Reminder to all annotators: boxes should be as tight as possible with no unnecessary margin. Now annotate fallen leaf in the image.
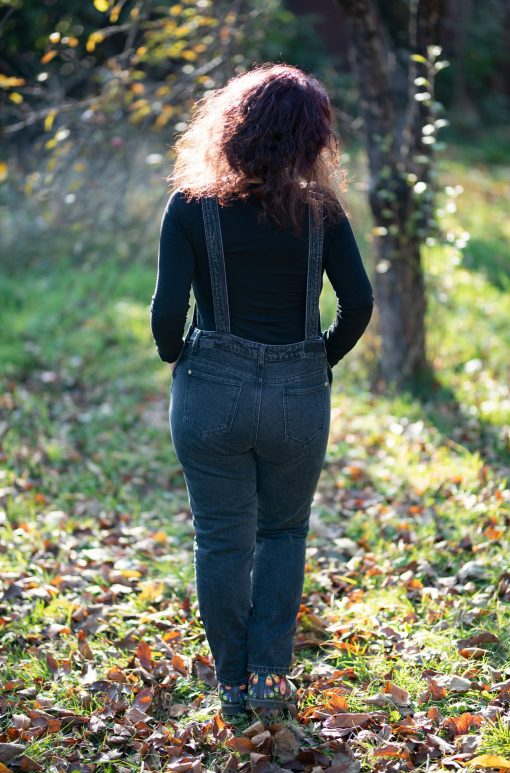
[457,632,499,649]
[273,727,299,762]
[131,686,153,714]
[250,730,272,754]
[243,720,266,738]
[435,675,472,693]
[106,666,129,683]
[459,647,486,659]
[466,754,510,770]
[442,712,483,736]
[225,737,255,753]
[323,712,376,729]
[172,653,188,676]
[136,640,154,671]
[374,744,411,759]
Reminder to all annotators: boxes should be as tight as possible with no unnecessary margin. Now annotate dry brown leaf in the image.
[458,632,499,648]
[447,675,473,692]
[1,680,24,692]
[323,690,349,712]
[172,653,188,676]
[384,681,411,706]
[131,686,153,713]
[323,713,373,728]
[466,754,510,770]
[221,753,238,772]
[163,630,181,642]
[0,745,30,766]
[327,744,360,773]
[225,737,255,753]
[427,706,440,721]
[426,733,454,753]
[251,730,272,748]
[363,693,393,708]
[459,647,486,659]
[46,654,59,673]
[442,712,483,736]
[242,719,266,738]
[374,744,411,759]
[273,727,299,762]
[136,640,154,671]
[420,677,448,702]
[392,716,418,735]
[169,703,190,717]
[249,753,273,773]
[77,630,94,661]
[107,666,129,683]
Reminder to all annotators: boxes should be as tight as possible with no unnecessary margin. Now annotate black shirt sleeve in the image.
[150,191,195,363]
[321,211,374,368]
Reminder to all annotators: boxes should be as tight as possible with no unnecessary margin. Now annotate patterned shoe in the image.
[218,680,248,716]
[245,672,297,715]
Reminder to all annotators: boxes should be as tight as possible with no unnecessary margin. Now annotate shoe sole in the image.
[245,698,297,716]
[220,703,248,716]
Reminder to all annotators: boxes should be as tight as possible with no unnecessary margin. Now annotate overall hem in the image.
[247,664,292,676]
[216,674,249,686]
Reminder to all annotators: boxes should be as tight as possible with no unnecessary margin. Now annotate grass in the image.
[0,140,509,770]
[478,714,510,758]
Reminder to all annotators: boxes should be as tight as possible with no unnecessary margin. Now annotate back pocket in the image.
[183,368,242,436]
[283,379,329,446]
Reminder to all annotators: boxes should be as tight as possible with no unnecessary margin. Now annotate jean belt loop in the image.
[183,323,193,347]
[191,328,201,354]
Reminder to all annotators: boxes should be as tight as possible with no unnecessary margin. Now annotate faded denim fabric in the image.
[169,194,331,684]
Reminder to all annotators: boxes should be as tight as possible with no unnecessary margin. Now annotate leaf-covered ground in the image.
[1,147,509,772]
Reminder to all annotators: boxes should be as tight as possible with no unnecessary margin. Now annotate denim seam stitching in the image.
[251,372,263,447]
[188,330,327,355]
[184,352,327,384]
[184,370,243,388]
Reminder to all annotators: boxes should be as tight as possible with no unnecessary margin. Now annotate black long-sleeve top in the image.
[150,187,374,368]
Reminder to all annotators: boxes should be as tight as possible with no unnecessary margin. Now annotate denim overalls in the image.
[169,193,332,685]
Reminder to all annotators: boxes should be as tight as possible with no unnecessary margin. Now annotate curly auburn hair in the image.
[167,62,347,236]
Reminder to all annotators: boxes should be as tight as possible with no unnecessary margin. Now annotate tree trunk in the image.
[375,234,428,383]
[336,0,442,389]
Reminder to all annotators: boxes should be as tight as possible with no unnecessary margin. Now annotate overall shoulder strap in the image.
[304,193,325,341]
[201,196,231,333]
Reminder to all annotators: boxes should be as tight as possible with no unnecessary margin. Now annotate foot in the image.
[218,680,248,716]
[245,672,297,715]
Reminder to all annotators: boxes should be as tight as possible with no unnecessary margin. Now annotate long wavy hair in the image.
[167,62,347,236]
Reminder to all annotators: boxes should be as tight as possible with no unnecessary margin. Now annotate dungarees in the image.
[169,193,332,685]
